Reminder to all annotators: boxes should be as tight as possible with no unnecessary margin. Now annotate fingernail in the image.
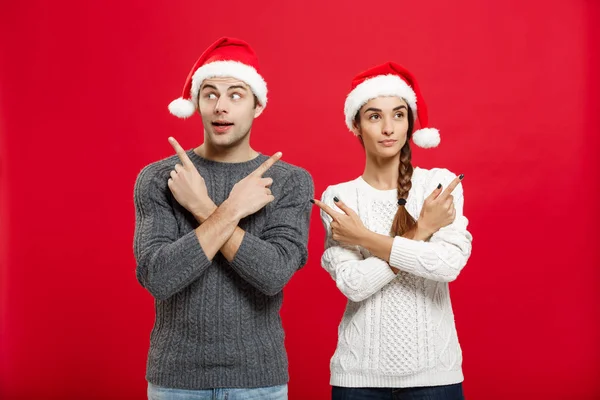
[333,197,339,202]
[309,199,315,204]
[437,183,442,189]
[459,174,464,180]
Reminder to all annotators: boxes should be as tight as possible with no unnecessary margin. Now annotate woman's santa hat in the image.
[168,37,268,118]
[344,62,440,148]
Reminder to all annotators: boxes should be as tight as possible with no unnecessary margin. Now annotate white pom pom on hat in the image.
[168,97,196,119]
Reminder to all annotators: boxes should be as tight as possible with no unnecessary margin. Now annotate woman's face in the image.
[354,96,410,159]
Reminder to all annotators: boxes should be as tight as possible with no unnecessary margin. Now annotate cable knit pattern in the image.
[133,150,313,389]
[320,167,472,388]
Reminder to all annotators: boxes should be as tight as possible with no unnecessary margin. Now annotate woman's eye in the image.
[231,93,241,100]
[207,93,217,99]
[395,112,405,118]
[369,114,380,120]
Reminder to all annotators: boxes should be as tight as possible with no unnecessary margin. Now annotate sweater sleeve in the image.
[388,169,473,282]
[133,165,212,300]
[229,168,314,296]
[320,187,397,302]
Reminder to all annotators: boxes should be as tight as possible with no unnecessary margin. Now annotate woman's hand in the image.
[414,174,463,240]
[314,197,368,247]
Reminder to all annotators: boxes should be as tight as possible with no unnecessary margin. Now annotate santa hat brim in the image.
[343,74,441,149]
[169,61,268,118]
[344,75,417,132]
[192,61,267,107]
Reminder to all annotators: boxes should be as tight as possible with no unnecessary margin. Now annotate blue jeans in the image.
[332,384,464,400]
[147,383,288,400]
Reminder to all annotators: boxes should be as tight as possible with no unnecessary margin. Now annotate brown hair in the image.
[354,104,416,237]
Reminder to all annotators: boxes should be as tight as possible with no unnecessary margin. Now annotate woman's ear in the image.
[352,120,361,137]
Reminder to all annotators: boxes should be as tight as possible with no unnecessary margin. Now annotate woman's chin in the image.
[373,146,401,159]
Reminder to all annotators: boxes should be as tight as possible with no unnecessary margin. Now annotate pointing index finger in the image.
[313,199,343,220]
[168,137,193,168]
[251,152,282,177]
[332,198,355,217]
[439,175,463,199]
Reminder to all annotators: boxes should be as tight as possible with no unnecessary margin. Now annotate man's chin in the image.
[206,128,230,139]
[206,132,241,148]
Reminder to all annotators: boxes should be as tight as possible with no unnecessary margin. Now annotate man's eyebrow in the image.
[227,85,249,91]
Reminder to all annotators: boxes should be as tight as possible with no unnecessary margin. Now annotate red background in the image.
[1,1,599,399]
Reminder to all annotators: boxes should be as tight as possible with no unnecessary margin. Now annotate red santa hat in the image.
[168,37,268,119]
[344,62,440,148]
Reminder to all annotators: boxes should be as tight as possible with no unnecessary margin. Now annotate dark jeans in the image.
[332,383,464,400]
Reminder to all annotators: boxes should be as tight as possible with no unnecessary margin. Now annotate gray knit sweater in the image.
[133,150,314,390]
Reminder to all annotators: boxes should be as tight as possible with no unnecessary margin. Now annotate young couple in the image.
[133,37,473,400]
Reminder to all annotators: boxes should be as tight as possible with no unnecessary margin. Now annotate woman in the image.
[313,62,473,400]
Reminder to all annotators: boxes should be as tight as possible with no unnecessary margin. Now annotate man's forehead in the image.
[202,77,249,88]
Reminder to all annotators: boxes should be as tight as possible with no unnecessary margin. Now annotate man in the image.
[133,37,314,400]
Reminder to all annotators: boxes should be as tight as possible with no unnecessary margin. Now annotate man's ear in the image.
[254,103,264,118]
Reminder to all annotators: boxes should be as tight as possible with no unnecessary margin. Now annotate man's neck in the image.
[194,142,259,163]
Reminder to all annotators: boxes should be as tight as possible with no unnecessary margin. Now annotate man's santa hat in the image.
[168,37,268,118]
[344,62,440,148]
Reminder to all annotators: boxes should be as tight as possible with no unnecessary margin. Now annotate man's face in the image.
[197,77,263,148]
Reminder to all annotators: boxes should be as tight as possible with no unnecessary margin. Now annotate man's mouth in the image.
[212,121,234,127]
[211,120,234,134]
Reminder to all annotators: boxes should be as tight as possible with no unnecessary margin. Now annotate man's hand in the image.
[225,152,282,219]
[167,137,216,222]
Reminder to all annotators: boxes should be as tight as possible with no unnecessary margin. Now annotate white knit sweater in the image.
[320,167,473,388]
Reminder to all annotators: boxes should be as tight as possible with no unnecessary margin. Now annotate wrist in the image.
[362,229,395,264]
[220,198,245,221]
[191,203,217,223]
[413,221,434,241]
[361,229,378,253]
